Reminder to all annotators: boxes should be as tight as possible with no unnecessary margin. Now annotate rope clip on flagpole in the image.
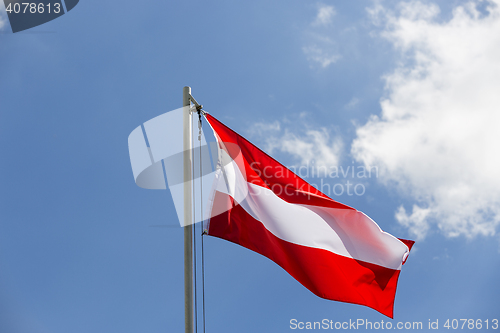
[188,93,203,113]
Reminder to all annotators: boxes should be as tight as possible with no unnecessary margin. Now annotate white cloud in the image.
[313,5,336,27]
[352,0,500,240]
[302,44,341,68]
[249,120,342,174]
[303,4,341,68]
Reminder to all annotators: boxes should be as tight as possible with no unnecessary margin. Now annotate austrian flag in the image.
[203,114,414,318]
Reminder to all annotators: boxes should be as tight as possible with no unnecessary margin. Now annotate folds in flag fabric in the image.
[128,108,414,318]
[203,114,414,318]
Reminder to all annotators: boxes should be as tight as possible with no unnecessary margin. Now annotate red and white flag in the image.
[203,114,414,318]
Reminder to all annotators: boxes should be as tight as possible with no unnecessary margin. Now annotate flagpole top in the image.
[183,86,203,113]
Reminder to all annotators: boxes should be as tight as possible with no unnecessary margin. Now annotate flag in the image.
[203,114,414,318]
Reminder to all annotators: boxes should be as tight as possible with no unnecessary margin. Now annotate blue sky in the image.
[1,0,499,332]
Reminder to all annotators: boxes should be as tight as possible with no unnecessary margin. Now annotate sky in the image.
[1,0,499,332]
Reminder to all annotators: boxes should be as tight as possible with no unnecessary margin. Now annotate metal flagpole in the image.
[183,86,194,333]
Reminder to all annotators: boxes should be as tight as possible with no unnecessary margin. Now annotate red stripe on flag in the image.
[205,114,354,210]
[208,191,402,318]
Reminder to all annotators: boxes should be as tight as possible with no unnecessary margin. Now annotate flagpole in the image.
[183,86,194,333]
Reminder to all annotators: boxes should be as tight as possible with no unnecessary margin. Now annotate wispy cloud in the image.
[312,5,336,27]
[353,0,500,240]
[302,44,341,68]
[248,118,343,174]
[303,4,341,68]
[345,97,360,109]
